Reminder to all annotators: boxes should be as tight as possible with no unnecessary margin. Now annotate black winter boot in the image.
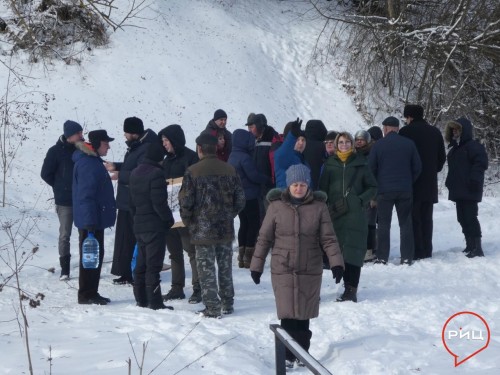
[336,285,358,303]
[462,236,475,254]
[466,237,484,258]
[59,255,71,281]
[147,285,174,310]
[133,284,148,307]
[243,247,254,269]
[237,246,245,268]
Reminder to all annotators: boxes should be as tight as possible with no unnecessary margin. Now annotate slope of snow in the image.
[1,1,499,374]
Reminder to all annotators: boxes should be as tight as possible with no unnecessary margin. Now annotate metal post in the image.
[275,331,286,375]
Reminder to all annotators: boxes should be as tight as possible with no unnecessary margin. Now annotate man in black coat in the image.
[399,104,446,260]
[303,120,327,190]
[445,117,488,258]
[158,124,201,303]
[129,142,175,310]
[41,120,83,280]
[246,113,278,217]
[205,109,232,162]
[369,116,422,265]
[105,117,158,284]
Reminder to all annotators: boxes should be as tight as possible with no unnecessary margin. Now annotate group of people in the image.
[41,105,489,369]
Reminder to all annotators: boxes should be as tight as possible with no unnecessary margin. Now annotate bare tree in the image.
[309,0,499,158]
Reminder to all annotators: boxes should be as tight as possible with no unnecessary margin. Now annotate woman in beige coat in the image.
[250,164,345,368]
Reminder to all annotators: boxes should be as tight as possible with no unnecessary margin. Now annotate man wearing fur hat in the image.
[399,104,446,260]
[41,120,84,280]
[179,131,245,318]
[105,117,158,285]
[73,130,116,305]
[444,117,488,258]
[205,109,232,162]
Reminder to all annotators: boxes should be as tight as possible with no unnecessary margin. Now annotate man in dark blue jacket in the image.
[399,105,446,260]
[369,117,422,264]
[73,130,117,305]
[445,117,488,258]
[41,120,83,280]
[105,117,157,285]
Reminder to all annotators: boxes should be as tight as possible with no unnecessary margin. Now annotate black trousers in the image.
[343,262,361,288]
[165,227,199,291]
[134,232,166,288]
[237,199,261,247]
[377,192,414,262]
[78,229,105,300]
[111,210,136,279]
[281,319,311,361]
[456,201,481,238]
[412,201,434,259]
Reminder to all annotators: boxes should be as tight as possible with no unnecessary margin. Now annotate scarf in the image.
[336,149,353,163]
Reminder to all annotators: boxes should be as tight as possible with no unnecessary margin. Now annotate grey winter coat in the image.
[250,189,344,320]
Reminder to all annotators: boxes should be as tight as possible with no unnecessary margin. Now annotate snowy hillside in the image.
[1,1,499,374]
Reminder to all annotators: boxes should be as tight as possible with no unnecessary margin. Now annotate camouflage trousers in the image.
[195,242,234,312]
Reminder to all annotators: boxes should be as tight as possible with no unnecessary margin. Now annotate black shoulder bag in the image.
[329,167,359,220]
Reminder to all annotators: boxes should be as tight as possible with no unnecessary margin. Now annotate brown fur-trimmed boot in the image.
[243,247,254,269]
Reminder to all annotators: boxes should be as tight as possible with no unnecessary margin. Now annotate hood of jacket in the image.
[57,135,77,150]
[305,120,327,142]
[232,128,255,153]
[126,128,158,150]
[445,117,473,144]
[158,124,186,155]
[72,141,98,162]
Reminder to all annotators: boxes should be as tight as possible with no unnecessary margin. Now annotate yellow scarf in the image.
[336,149,353,163]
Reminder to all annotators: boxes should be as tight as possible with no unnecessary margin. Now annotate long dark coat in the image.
[250,189,344,320]
[444,118,488,202]
[319,152,377,267]
[399,119,446,203]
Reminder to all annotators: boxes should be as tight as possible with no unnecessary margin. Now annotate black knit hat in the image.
[145,142,165,162]
[213,109,227,121]
[382,116,400,127]
[403,105,424,120]
[367,126,383,141]
[88,130,114,151]
[325,131,338,141]
[195,131,218,146]
[123,117,144,134]
[63,120,83,138]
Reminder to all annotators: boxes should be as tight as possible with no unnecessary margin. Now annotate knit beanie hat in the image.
[403,105,424,120]
[325,130,338,142]
[286,164,311,187]
[354,130,371,143]
[367,126,383,141]
[213,109,227,121]
[63,120,83,138]
[382,116,400,127]
[145,142,165,162]
[123,117,144,134]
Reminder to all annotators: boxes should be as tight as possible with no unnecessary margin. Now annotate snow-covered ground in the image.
[1,1,499,374]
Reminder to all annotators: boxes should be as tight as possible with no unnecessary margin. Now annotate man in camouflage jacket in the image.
[179,131,245,318]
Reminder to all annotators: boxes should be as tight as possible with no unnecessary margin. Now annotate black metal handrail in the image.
[269,324,333,375]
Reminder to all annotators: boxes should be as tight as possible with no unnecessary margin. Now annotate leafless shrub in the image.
[309,0,499,158]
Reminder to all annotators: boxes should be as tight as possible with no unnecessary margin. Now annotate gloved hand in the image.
[290,118,303,138]
[251,271,262,285]
[331,266,344,284]
[468,180,481,192]
[85,226,95,234]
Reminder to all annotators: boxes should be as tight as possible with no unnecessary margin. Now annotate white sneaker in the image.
[285,359,295,369]
[59,274,69,281]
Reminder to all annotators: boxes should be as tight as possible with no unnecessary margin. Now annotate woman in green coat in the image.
[319,131,377,302]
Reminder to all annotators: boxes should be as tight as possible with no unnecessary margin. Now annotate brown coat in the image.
[250,188,344,320]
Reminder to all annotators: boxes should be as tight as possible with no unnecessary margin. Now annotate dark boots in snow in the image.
[59,255,71,280]
[337,285,358,303]
[147,285,174,310]
[466,237,484,258]
[462,236,475,254]
[237,246,245,268]
[133,285,148,308]
[243,247,254,269]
